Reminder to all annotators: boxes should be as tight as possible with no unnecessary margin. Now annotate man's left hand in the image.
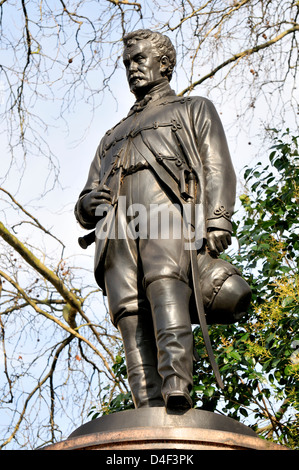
[207,229,232,255]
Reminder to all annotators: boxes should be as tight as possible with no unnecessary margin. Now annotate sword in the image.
[187,172,224,390]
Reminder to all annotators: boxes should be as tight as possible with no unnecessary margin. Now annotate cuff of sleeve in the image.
[206,217,232,233]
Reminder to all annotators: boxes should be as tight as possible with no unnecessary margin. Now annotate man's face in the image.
[123,40,163,98]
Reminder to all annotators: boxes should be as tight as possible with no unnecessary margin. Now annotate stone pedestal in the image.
[42,408,288,451]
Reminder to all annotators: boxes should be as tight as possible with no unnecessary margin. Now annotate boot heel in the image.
[165,391,193,411]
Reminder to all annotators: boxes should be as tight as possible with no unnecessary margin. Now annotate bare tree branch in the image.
[0,333,74,449]
[0,268,117,379]
[178,24,299,96]
[0,221,81,311]
[0,187,65,250]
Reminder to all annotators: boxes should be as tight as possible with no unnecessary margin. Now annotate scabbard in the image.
[78,230,95,249]
[187,173,224,390]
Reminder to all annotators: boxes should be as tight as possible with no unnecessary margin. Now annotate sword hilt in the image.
[187,172,196,199]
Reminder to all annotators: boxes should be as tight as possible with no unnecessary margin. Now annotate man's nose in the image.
[128,61,138,73]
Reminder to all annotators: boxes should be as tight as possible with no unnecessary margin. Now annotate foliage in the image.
[97,351,135,416]
[192,129,299,449]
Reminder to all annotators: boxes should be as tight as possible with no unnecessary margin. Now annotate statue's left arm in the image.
[191,97,236,254]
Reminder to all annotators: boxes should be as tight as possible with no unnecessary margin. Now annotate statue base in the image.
[42,407,287,451]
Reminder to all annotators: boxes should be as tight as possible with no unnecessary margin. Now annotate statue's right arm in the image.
[74,141,112,229]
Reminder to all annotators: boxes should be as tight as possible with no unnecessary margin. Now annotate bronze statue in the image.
[75,30,251,411]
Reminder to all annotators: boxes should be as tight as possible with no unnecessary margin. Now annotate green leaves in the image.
[193,130,299,448]
[112,354,128,378]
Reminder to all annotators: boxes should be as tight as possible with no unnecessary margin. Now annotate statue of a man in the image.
[75,30,251,411]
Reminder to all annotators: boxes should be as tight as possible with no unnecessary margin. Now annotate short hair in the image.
[123,29,176,82]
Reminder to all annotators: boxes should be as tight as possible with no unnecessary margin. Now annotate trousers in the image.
[103,169,194,409]
[103,168,191,325]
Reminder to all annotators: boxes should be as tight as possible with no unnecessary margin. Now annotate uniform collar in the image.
[128,80,176,115]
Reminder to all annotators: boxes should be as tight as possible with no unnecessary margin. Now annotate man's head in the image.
[123,29,176,98]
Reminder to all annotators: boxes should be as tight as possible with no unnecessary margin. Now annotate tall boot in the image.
[117,314,164,408]
[146,278,194,410]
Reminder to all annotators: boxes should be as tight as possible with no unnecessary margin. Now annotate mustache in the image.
[129,74,144,82]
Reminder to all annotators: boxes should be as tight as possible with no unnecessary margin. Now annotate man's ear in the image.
[160,55,170,75]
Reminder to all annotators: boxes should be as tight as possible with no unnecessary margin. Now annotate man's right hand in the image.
[80,185,112,218]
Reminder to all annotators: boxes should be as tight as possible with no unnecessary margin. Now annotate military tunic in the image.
[75,82,236,325]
